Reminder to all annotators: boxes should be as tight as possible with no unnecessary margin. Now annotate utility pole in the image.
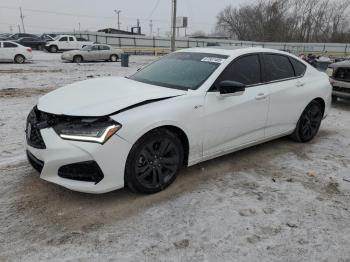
[20,7,25,33]
[78,22,81,32]
[18,25,21,33]
[114,10,121,30]
[171,0,177,52]
[157,28,160,37]
[149,20,153,36]
[9,25,13,33]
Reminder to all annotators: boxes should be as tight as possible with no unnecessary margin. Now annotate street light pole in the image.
[114,10,121,30]
[20,7,25,33]
[171,0,177,52]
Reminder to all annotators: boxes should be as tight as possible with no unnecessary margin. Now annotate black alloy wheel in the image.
[291,101,323,142]
[125,129,184,194]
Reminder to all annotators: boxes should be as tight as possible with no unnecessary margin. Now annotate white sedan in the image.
[0,41,32,63]
[61,44,124,63]
[25,47,332,194]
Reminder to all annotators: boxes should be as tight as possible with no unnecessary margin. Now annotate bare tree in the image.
[215,0,350,43]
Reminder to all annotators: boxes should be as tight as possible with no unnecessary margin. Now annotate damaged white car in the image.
[25,48,332,194]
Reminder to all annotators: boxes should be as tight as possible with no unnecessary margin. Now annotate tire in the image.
[290,101,323,143]
[14,55,25,64]
[125,129,184,194]
[73,55,83,63]
[110,54,118,62]
[49,45,58,53]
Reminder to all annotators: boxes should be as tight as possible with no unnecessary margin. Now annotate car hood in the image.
[38,77,187,116]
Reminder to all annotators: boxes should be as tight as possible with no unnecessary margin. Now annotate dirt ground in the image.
[0,52,350,262]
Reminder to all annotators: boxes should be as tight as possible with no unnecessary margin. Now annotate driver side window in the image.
[216,54,262,87]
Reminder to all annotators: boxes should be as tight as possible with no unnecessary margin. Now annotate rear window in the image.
[264,54,295,82]
[3,42,17,48]
[290,58,307,76]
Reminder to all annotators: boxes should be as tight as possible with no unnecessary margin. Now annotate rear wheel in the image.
[290,101,323,142]
[110,54,118,62]
[125,129,184,194]
[37,44,43,51]
[73,55,83,63]
[14,55,25,64]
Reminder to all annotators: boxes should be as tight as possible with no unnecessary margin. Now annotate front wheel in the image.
[73,55,83,63]
[49,45,58,53]
[125,129,184,194]
[290,101,323,142]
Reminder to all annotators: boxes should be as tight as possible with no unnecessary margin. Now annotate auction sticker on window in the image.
[201,57,226,64]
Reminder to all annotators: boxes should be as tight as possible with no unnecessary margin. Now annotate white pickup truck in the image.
[45,35,94,53]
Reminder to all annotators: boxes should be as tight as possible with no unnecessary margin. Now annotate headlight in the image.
[326,67,334,77]
[53,117,121,144]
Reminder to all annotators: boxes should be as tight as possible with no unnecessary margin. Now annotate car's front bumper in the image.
[332,79,350,98]
[26,128,132,194]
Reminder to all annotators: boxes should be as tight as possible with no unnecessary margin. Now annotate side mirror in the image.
[217,81,246,96]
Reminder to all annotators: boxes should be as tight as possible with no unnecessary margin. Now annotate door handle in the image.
[296,81,305,87]
[255,93,267,100]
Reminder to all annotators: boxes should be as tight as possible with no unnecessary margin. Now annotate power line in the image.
[146,0,161,20]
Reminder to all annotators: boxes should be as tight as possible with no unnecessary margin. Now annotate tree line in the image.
[215,0,350,43]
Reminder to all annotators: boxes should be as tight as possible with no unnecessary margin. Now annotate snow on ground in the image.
[0,51,350,261]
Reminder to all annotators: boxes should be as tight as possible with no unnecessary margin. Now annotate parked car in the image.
[61,44,124,63]
[14,37,47,50]
[45,35,94,53]
[0,33,12,40]
[0,41,32,63]
[327,60,350,98]
[6,33,38,40]
[25,47,331,194]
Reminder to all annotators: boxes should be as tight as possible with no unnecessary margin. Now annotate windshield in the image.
[129,52,228,90]
[81,45,92,51]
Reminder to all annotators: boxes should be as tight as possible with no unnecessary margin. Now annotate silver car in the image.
[61,44,124,63]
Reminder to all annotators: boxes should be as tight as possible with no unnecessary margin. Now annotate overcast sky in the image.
[0,0,253,35]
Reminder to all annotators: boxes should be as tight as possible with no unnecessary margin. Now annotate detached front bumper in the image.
[26,128,132,194]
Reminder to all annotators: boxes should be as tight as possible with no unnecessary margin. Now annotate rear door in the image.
[3,42,18,60]
[203,54,269,157]
[262,53,308,137]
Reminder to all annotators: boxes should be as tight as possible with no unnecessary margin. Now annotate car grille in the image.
[333,67,350,82]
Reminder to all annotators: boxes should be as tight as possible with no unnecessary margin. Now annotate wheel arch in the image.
[312,97,325,116]
[128,124,190,166]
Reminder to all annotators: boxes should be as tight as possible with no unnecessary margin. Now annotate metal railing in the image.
[58,31,350,56]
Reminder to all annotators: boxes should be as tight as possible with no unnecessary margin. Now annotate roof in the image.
[330,60,350,68]
[177,47,292,57]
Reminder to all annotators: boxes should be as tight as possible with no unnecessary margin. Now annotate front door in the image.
[203,54,269,157]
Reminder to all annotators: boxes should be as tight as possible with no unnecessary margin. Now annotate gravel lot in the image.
[0,51,350,262]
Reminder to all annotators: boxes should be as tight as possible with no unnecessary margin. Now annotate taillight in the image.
[26,48,32,53]
[329,77,335,86]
